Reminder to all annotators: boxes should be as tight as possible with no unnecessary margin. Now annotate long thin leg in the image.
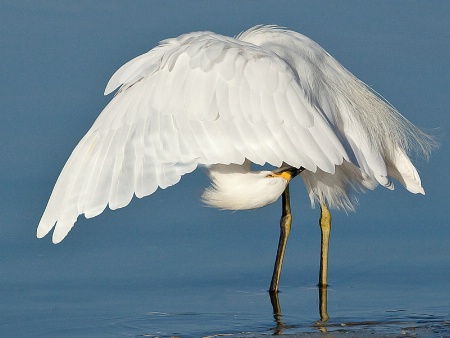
[269,185,292,293]
[318,284,329,323]
[319,203,331,287]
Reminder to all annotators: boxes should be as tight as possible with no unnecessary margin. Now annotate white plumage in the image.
[37,25,433,244]
[201,160,293,210]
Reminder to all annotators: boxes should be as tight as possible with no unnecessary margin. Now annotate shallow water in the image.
[2,263,450,337]
[2,182,449,336]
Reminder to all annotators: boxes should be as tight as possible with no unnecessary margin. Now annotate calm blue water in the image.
[1,1,449,337]
[2,176,449,336]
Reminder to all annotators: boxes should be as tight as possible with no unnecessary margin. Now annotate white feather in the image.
[38,25,435,243]
[202,162,289,210]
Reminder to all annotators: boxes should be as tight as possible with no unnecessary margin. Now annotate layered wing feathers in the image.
[238,25,431,208]
[38,29,349,243]
[39,26,431,243]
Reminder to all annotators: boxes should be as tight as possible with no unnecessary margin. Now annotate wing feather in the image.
[81,129,116,218]
[38,28,352,242]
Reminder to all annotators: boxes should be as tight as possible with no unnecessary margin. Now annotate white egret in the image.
[37,25,434,292]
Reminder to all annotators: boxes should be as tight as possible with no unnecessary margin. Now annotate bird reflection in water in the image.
[269,285,330,334]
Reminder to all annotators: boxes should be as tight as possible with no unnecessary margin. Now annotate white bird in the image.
[37,25,434,292]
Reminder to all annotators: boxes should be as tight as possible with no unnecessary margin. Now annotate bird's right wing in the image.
[38,30,350,243]
[237,25,433,195]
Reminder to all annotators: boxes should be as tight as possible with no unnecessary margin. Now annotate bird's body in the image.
[37,26,433,292]
[202,161,302,210]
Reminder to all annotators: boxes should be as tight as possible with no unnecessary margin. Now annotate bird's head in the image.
[202,165,302,210]
[266,166,303,181]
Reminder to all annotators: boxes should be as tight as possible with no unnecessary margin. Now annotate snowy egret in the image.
[37,25,434,292]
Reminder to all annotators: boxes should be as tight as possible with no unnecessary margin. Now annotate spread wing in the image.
[238,26,430,200]
[37,30,350,243]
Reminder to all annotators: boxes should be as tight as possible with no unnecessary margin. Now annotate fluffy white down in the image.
[202,162,288,210]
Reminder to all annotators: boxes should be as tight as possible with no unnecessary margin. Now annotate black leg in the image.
[269,185,292,293]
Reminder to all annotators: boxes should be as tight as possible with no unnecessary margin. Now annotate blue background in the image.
[1,1,449,336]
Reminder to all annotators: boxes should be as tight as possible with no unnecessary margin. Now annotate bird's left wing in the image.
[38,31,349,243]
